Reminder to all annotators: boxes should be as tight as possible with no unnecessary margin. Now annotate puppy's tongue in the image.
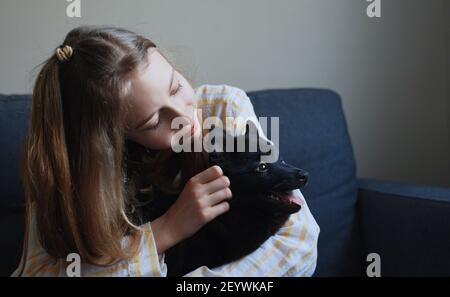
[276,190,304,206]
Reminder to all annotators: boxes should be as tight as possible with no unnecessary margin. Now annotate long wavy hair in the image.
[15,25,209,275]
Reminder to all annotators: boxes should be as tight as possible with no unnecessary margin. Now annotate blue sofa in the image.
[1,88,450,276]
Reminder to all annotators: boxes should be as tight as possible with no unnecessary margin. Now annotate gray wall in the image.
[0,0,449,187]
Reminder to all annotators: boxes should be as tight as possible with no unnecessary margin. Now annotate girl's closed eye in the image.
[145,115,161,131]
[171,79,183,96]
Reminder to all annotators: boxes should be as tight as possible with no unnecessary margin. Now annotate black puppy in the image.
[146,122,308,276]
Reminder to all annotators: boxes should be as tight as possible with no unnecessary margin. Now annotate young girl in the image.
[12,25,320,277]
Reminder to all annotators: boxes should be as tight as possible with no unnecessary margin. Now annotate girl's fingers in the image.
[206,201,230,220]
[207,187,233,206]
[204,175,230,194]
[192,165,223,184]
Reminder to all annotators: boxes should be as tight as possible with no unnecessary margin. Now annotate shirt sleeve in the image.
[124,222,168,277]
[11,203,168,277]
[11,204,67,277]
[184,85,320,276]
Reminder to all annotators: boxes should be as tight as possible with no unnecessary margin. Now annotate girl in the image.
[12,25,320,277]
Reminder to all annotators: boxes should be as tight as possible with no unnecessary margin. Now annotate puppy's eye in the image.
[256,163,269,172]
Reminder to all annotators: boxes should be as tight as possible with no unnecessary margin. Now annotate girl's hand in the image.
[151,165,232,254]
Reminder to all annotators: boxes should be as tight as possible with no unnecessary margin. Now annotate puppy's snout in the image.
[296,170,309,186]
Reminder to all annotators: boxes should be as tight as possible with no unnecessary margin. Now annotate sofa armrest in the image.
[357,178,450,276]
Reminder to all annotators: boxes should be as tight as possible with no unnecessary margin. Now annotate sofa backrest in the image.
[0,94,30,276]
[248,88,364,276]
[0,89,365,276]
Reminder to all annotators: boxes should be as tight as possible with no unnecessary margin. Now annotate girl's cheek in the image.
[155,126,178,150]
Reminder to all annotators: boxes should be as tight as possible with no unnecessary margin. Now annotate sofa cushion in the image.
[358,179,450,276]
[248,88,364,276]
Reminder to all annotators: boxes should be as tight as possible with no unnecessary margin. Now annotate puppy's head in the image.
[207,121,307,214]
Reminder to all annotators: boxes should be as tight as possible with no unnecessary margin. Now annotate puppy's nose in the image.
[296,171,308,185]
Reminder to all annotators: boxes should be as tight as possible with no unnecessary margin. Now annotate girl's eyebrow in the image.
[134,67,174,130]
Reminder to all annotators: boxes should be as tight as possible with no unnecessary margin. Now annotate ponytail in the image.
[16,55,84,275]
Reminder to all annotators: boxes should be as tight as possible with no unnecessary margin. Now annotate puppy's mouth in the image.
[266,190,303,213]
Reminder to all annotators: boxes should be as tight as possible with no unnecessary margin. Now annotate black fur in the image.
[143,122,308,276]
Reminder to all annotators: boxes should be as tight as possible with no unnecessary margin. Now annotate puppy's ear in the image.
[244,120,260,139]
[243,120,260,151]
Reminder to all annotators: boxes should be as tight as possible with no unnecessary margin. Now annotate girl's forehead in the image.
[125,50,171,128]
[137,49,170,86]
[129,50,171,102]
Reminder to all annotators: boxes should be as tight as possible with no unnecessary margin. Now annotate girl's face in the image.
[125,49,201,150]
